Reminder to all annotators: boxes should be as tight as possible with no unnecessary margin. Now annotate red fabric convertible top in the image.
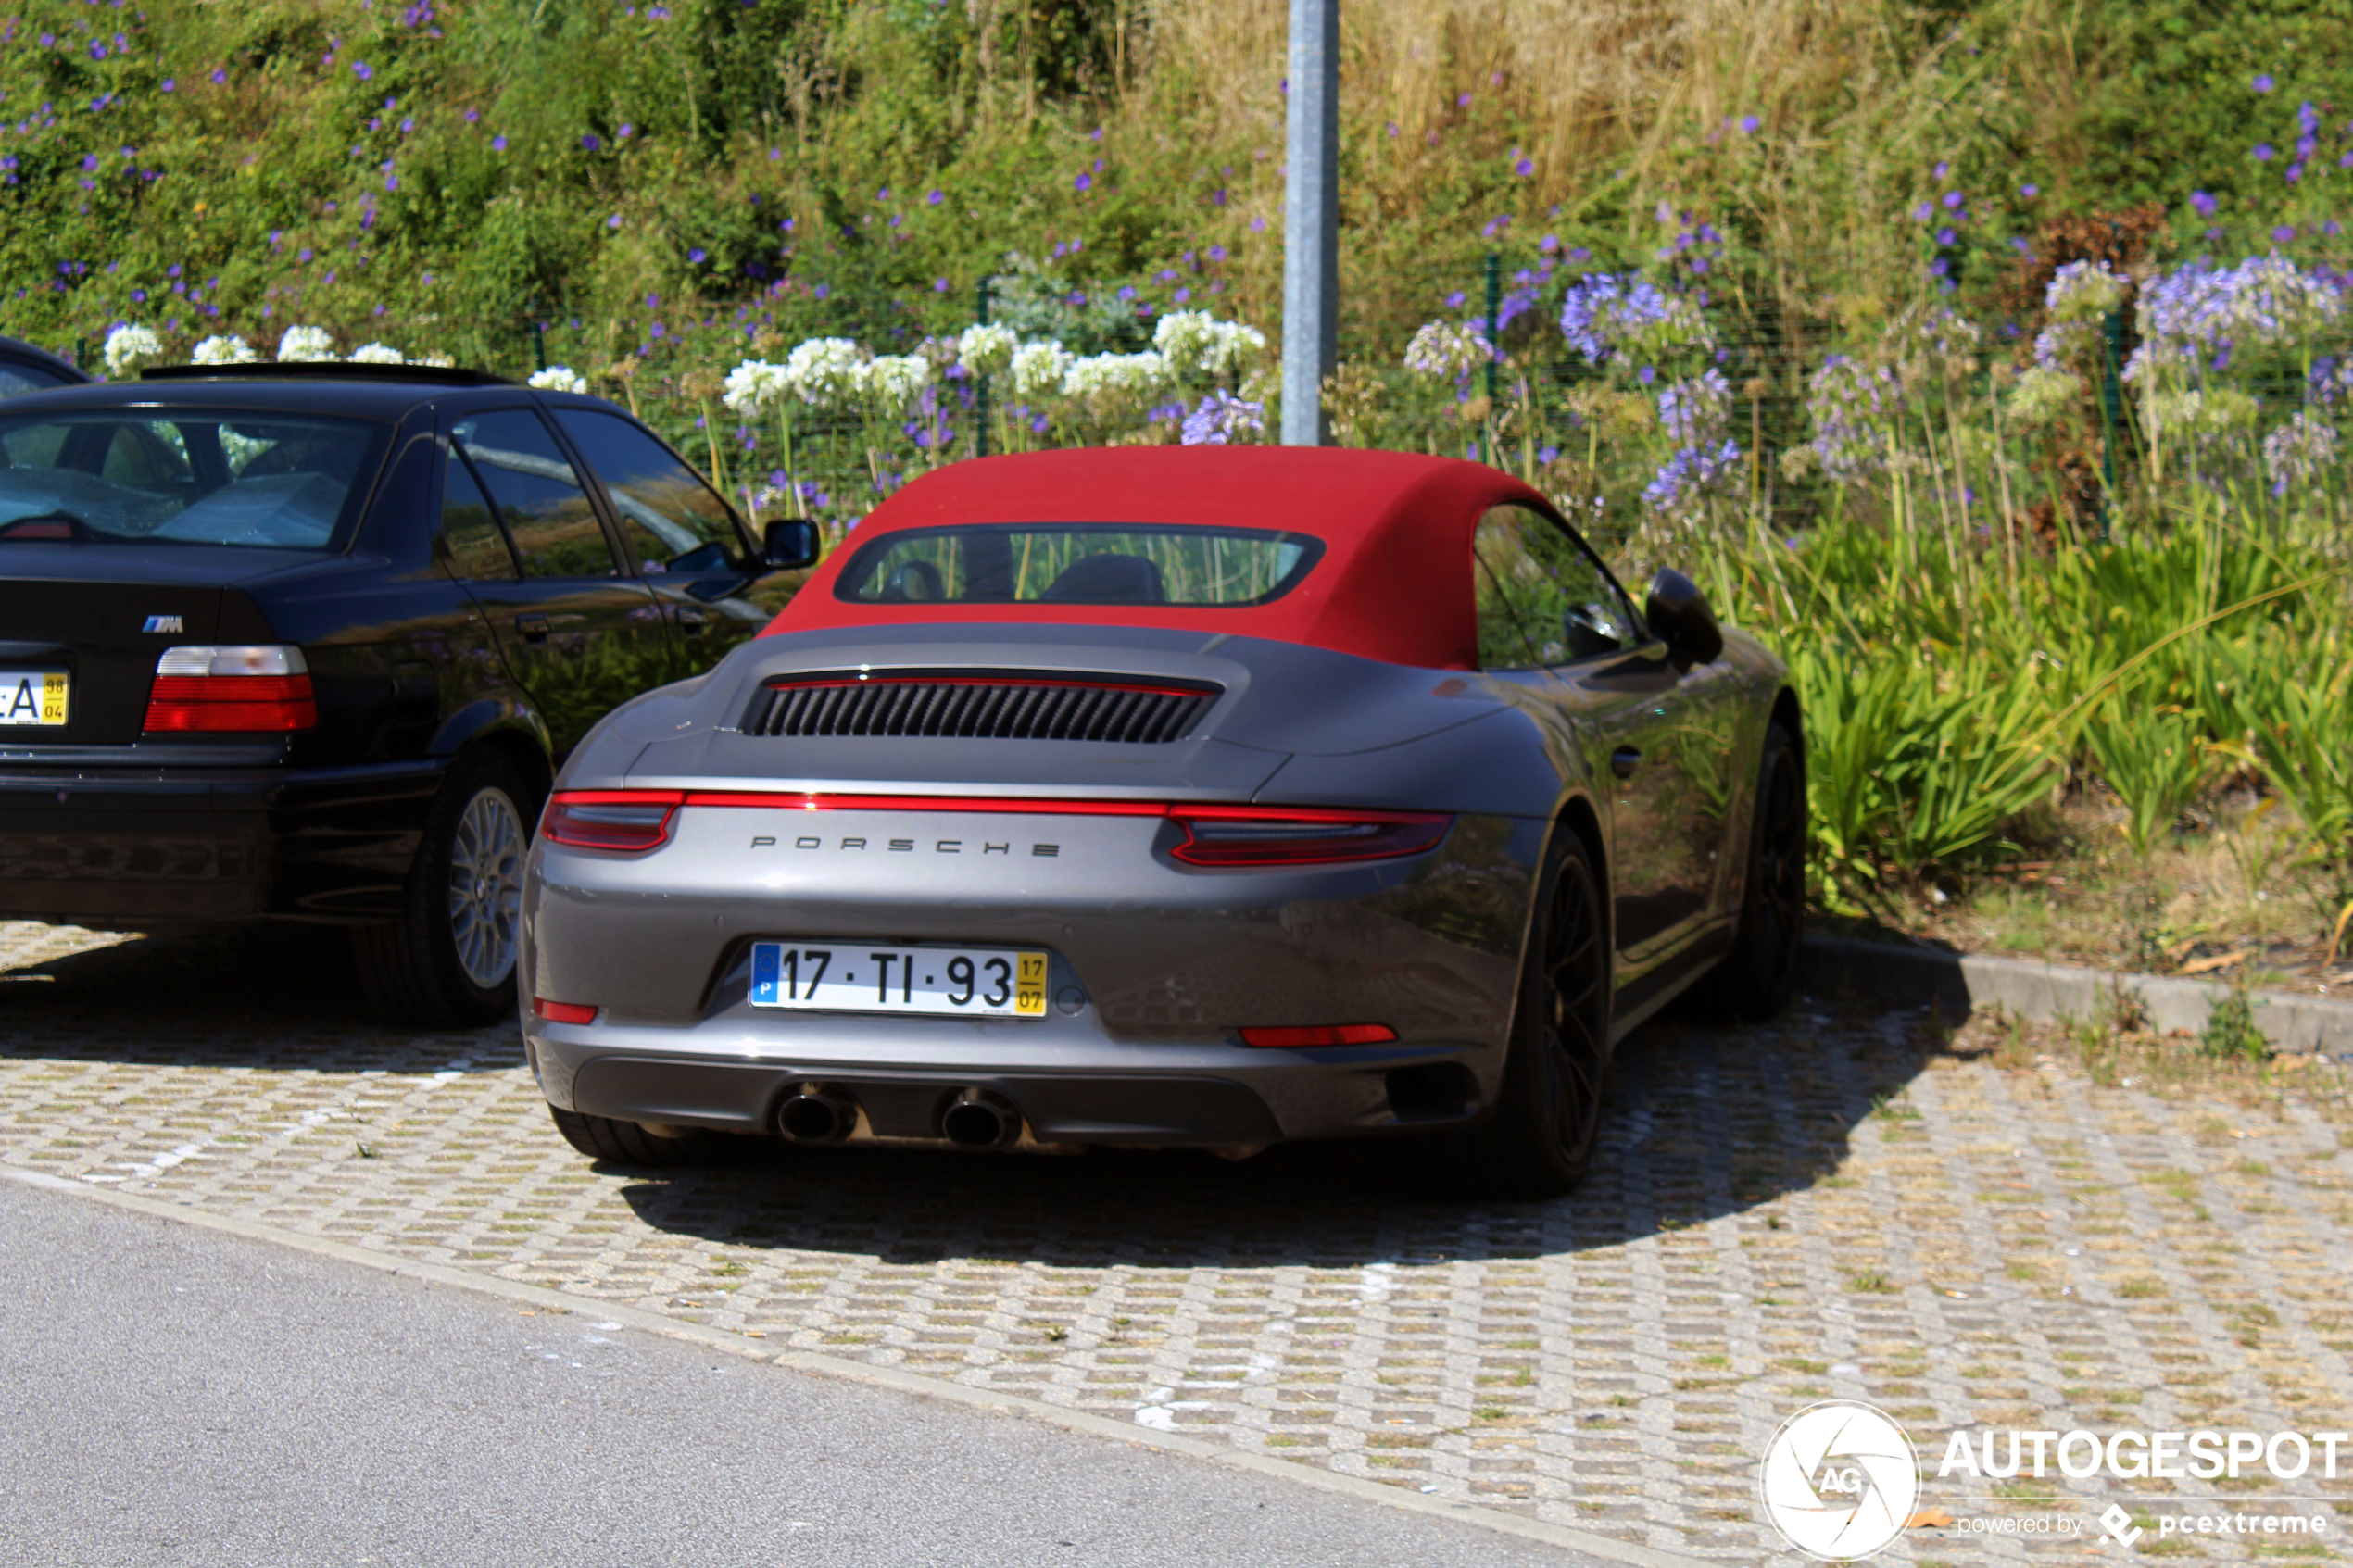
[761,446,1553,670]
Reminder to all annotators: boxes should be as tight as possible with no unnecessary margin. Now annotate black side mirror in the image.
[1644,568,1723,668]
[762,518,821,571]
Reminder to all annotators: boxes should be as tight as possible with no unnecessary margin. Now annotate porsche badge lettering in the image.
[749,834,1062,857]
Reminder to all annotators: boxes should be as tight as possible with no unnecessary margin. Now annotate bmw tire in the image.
[352,749,532,1028]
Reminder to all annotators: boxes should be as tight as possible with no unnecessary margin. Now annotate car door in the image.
[441,407,675,755]
[1470,503,1732,967]
[548,406,802,678]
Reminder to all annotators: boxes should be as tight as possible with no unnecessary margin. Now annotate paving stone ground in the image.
[5,919,2350,1563]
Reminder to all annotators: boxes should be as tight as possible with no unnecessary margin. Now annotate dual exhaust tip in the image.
[776,1085,1019,1151]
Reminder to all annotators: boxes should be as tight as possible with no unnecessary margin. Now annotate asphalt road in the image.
[0,1177,1603,1568]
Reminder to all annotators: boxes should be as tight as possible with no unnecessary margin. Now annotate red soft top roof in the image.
[761,446,1554,670]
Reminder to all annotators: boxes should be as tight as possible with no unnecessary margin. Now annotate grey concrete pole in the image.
[1279,0,1338,446]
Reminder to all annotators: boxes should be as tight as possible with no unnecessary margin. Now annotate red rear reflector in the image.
[1168,807,1451,867]
[1240,1023,1399,1048]
[142,674,318,733]
[533,997,598,1025]
[543,791,685,852]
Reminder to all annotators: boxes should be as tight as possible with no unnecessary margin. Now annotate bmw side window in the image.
[439,446,520,582]
[450,409,619,578]
[553,408,749,574]
[1472,504,1638,670]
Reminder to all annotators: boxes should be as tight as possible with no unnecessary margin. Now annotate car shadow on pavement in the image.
[609,994,1940,1267]
[0,924,521,1071]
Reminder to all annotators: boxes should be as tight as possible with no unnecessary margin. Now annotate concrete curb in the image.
[0,1162,1713,1568]
[1802,935,2353,1054]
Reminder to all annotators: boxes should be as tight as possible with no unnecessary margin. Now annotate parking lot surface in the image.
[4,920,2350,1562]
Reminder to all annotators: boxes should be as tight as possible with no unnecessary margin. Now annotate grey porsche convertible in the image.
[518,445,1804,1198]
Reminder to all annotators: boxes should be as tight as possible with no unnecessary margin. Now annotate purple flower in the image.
[1514,156,1534,176]
[1249,217,1265,232]
[1934,160,1950,179]
[607,213,622,229]
[2255,144,2274,161]
[160,78,174,92]
[2272,225,2296,242]
[1456,91,1471,107]
[1935,227,1957,246]
[2020,182,2038,197]
[210,69,225,84]
[81,154,98,170]
[582,133,601,151]
[465,108,479,123]
[1739,114,1759,133]
[1075,172,1091,192]
[1208,245,1227,261]
[1912,202,1932,221]
[1941,190,1964,210]
[2253,73,2274,92]
[618,123,634,139]
[2190,190,2217,216]
[492,135,507,152]
[352,60,371,79]
[932,277,949,293]
[688,247,707,264]
[926,189,943,205]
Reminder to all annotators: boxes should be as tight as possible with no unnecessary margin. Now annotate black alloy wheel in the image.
[1718,721,1806,1022]
[1424,829,1613,1200]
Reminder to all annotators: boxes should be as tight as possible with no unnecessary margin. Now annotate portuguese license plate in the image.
[749,942,1049,1019]
[0,670,68,727]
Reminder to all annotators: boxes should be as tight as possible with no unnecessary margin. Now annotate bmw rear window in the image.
[0,410,388,550]
[835,523,1325,607]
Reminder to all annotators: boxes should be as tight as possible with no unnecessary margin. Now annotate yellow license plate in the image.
[0,671,68,727]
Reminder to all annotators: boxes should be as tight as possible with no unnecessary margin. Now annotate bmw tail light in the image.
[542,790,684,853]
[1240,1023,1399,1048]
[143,645,317,733]
[533,997,599,1025]
[1167,807,1451,867]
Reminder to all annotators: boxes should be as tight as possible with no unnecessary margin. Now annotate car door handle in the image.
[514,613,550,645]
[1611,746,1642,780]
[676,608,706,637]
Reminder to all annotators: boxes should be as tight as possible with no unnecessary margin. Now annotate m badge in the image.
[142,615,184,634]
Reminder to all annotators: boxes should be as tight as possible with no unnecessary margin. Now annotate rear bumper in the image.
[0,759,447,923]
[520,803,1543,1148]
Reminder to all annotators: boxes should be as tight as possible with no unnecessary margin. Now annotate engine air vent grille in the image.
[740,673,1216,745]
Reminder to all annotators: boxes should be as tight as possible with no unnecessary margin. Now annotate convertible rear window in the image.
[834,523,1325,607]
[0,410,386,550]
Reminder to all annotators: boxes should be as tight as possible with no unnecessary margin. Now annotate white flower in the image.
[2045,260,2127,324]
[190,333,257,366]
[1010,339,1075,399]
[417,352,456,369]
[1403,320,1490,380]
[277,325,338,362]
[2264,411,2341,489]
[722,358,787,414]
[103,323,164,378]
[858,354,931,413]
[780,337,865,408]
[1157,311,1269,380]
[527,365,589,395]
[347,342,406,365]
[955,322,1018,379]
[1201,320,1268,378]
[2006,365,2084,428]
[1061,349,1173,404]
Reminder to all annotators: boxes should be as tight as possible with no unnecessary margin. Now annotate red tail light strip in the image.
[1239,1023,1399,1048]
[143,674,318,733]
[765,675,1210,698]
[541,790,1453,865]
[533,997,598,1025]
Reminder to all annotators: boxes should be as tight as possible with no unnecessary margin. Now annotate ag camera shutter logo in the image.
[1758,1400,1920,1560]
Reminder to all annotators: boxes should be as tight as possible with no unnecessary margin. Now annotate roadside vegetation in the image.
[8,0,2353,985]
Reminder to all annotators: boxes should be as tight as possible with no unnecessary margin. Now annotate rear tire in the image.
[352,749,533,1028]
[1715,721,1806,1022]
[1421,828,1613,1201]
[547,1105,742,1167]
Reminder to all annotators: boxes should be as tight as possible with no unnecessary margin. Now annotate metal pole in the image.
[975,275,993,459]
[1279,0,1339,446]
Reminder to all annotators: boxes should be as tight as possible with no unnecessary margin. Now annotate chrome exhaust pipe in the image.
[939,1090,1019,1150]
[777,1087,856,1147]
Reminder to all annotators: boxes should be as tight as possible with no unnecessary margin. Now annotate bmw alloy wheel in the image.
[447,786,524,989]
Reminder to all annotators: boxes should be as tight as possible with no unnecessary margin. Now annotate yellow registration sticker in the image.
[1015,952,1049,1016]
[0,671,69,727]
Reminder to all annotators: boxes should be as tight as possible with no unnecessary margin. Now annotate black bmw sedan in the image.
[0,362,811,1024]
